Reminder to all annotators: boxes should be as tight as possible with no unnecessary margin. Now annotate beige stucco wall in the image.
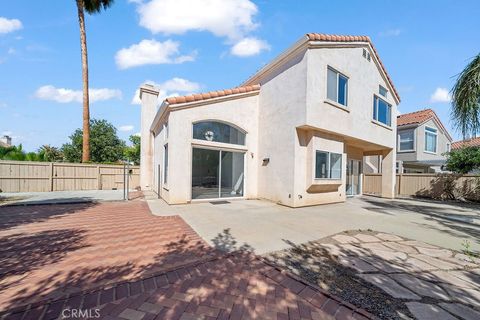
[156,94,259,204]
[256,49,308,207]
[305,46,398,149]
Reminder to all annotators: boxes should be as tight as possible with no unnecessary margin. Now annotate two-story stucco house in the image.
[396,109,452,173]
[139,33,400,207]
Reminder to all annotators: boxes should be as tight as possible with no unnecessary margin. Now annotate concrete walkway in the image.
[147,196,480,254]
[0,190,129,206]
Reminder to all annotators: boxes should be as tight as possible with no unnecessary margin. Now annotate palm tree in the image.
[76,0,115,162]
[451,53,480,139]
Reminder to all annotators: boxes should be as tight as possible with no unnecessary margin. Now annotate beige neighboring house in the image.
[139,33,400,207]
[0,135,12,148]
[395,109,452,173]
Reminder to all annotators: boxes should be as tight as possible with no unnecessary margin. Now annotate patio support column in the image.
[139,84,159,190]
[381,148,396,198]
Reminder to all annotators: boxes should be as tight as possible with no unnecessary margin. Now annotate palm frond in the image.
[451,53,480,139]
[83,0,115,14]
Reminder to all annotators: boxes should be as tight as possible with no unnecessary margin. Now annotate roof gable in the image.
[242,33,400,103]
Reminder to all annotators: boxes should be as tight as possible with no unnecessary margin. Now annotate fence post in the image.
[397,173,402,196]
[49,162,54,191]
[97,165,101,190]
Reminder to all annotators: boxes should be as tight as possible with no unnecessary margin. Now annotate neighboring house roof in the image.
[242,33,400,104]
[397,108,452,141]
[165,84,260,105]
[0,141,9,148]
[452,137,480,149]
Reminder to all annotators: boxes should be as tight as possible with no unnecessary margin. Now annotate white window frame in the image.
[398,129,415,152]
[315,150,342,180]
[424,126,438,154]
[372,94,392,127]
[327,66,349,107]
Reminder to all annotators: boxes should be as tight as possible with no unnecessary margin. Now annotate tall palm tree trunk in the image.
[76,0,90,162]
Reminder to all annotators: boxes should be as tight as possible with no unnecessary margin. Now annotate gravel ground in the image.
[265,230,417,319]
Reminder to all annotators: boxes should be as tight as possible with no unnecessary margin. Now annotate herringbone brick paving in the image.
[0,198,372,319]
[0,200,218,312]
[3,253,371,319]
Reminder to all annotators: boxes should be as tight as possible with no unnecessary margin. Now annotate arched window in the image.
[193,121,246,145]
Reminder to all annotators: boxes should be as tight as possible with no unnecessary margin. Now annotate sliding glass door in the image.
[192,147,244,200]
[346,159,362,196]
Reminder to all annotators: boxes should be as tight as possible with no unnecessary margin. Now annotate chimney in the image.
[139,84,160,190]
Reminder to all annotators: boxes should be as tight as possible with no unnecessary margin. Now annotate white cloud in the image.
[231,37,270,57]
[430,87,451,103]
[119,125,134,132]
[2,131,13,136]
[35,85,122,103]
[7,47,15,54]
[115,39,195,69]
[135,0,258,40]
[131,78,200,104]
[0,17,22,34]
[133,132,141,137]
[379,28,402,37]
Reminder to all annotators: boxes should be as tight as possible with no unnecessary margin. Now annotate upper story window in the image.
[327,67,348,106]
[379,85,388,98]
[398,129,415,151]
[193,121,246,145]
[425,126,437,153]
[315,151,342,179]
[446,143,451,152]
[373,95,391,126]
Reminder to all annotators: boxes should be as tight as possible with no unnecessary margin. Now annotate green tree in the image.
[451,53,480,138]
[75,0,115,162]
[0,145,26,161]
[445,147,480,174]
[124,135,140,165]
[62,119,126,163]
[38,145,64,162]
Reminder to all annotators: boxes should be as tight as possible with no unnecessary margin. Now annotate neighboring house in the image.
[0,135,12,148]
[451,136,480,150]
[396,109,452,173]
[139,33,400,207]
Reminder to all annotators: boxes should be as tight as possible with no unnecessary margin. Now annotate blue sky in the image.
[0,0,479,151]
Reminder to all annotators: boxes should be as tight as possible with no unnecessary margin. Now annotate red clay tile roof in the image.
[165,84,260,105]
[452,137,480,149]
[306,33,400,103]
[397,109,436,126]
[397,108,452,141]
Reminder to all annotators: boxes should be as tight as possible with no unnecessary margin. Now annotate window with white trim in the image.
[425,127,437,153]
[315,151,342,179]
[398,129,414,151]
[373,95,391,126]
[327,67,348,106]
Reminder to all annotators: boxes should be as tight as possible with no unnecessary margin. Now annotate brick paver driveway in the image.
[0,199,368,319]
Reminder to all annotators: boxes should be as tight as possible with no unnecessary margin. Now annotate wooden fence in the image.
[363,173,480,201]
[0,160,140,193]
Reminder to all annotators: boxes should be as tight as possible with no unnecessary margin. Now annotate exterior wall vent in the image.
[362,48,371,62]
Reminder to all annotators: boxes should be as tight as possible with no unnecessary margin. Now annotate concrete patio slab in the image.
[147,196,480,254]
